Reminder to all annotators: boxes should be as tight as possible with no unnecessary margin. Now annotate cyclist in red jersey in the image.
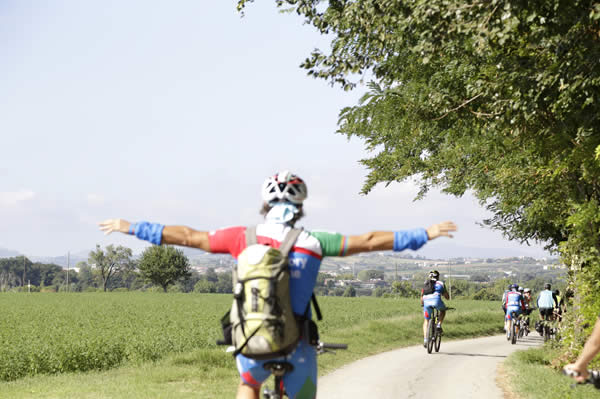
[99,170,457,399]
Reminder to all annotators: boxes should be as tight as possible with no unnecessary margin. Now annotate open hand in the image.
[99,219,131,235]
[426,221,457,240]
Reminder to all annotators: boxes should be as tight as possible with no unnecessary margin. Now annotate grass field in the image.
[0,293,503,398]
[503,347,600,398]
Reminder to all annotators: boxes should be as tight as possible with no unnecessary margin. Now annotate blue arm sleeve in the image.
[132,221,165,245]
[393,228,429,251]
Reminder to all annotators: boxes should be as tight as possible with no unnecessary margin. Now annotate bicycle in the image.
[540,309,556,342]
[506,310,520,345]
[517,310,533,339]
[426,307,455,354]
[262,341,348,399]
[517,314,526,339]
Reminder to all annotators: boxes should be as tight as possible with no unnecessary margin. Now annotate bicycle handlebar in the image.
[319,342,348,350]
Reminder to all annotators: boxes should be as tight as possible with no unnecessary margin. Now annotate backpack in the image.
[229,226,304,359]
[423,279,435,295]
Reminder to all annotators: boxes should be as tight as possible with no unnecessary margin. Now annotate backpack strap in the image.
[245,226,257,246]
[311,293,322,321]
[279,227,303,257]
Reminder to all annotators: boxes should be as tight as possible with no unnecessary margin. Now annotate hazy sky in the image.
[0,1,552,259]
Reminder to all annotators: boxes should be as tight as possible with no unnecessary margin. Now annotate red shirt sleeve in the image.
[208,226,246,258]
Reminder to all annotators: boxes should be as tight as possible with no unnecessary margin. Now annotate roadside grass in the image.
[503,347,600,398]
[0,295,503,398]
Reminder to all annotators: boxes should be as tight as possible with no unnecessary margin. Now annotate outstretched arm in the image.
[343,221,456,256]
[99,219,211,251]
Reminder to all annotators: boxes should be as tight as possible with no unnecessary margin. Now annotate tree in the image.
[76,262,98,291]
[392,281,419,298]
[194,279,216,293]
[88,244,133,292]
[240,0,600,359]
[343,285,356,297]
[138,245,191,292]
[357,269,385,281]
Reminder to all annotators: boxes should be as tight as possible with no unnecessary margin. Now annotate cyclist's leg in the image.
[437,300,447,325]
[236,382,261,399]
[423,302,434,344]
[235,354,270,399]
[282,340,317,399]
[505,306,519,331]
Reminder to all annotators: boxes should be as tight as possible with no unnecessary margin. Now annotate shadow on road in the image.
[434,352,507,358]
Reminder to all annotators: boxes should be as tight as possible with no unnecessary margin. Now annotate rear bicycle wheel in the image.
[434,324,442,352]
[508,319,515,344]
[426,318,435,354]
[544,322,550,342]
[517,319,524,339]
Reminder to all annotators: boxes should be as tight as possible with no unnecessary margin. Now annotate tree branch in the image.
[435,93,483,120]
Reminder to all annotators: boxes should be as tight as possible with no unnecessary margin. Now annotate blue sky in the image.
[0,1,551,259]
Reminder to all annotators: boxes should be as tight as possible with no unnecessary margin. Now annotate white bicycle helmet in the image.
[261,170,307,205]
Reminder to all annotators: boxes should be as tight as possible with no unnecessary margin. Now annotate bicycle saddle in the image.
[263,361,294,377]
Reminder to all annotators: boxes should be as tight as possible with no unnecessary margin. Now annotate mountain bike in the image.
[426,307,455,354]
[506,310,520,345]
[517,312,531,339]
[262,341,347,399]
[540,309,556,342]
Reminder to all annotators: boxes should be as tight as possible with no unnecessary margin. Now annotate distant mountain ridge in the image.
[0,247,21,258]
[0,241,553,268]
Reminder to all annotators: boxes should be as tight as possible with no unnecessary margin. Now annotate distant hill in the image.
[0,241,553,269]
[0,247,21,258]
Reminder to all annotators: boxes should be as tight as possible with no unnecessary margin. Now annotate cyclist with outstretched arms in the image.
[421,270,449,347]
[99,170,457,399]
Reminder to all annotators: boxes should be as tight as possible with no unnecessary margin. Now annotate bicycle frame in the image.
[425,307,454,354]
[263,342,347,399]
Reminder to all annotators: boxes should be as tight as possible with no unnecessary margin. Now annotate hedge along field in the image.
[0,293,503,386]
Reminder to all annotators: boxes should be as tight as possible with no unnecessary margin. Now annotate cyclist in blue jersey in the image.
[504,283,525,333]
[421,270,450,347]
[99,170,458,399]
[537,283,558,322]
[501,285,510,316]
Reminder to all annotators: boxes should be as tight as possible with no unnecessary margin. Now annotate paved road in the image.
[318,334,543,398]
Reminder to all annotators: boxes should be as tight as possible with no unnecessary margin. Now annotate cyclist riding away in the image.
[554,289,563,322]
[523,288,533,329]
[537,283,558,323]
[501,285,510,317]
[421,270,450,347]
[99,170,458,399]
[504,283,525,333]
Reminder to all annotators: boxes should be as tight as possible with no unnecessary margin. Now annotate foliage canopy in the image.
[138,245,191,292]
[239,0,600,360]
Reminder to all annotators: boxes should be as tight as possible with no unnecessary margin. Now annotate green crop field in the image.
[0,293,503,398]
